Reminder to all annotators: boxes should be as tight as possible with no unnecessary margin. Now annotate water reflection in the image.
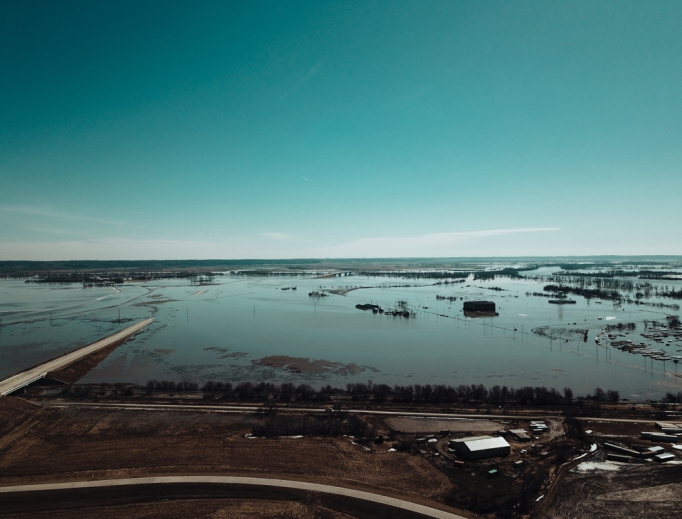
[0,273,681,400]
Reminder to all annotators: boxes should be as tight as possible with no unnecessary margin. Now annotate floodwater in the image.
[1,270,681,400]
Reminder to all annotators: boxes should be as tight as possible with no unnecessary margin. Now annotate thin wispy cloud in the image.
[302,176,309,181]
[22,227,90,236]
[0,238,298,261]
[0,205,124,226]
[261,232,289,239]
[276,58,326,104]
[321,228,561,257]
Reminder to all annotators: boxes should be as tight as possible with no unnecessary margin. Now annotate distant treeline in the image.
[473,267,528,280]
[436,295,461,301]
[357,271,471,280]
[544,284,621,301]
[232,270,314,277]
[356,266,534,281]
[627,299,680,310]
[21,271,216,284]
[138,380,621,406]
[553,263,601,271]
[541,276,641,292]
[663,391,682,403]
[541,275,682,300]
[542,283,681,308]
[555,269,682,279]
[527,291,553,298]
[0,259,328,275]
[605,322,637,331]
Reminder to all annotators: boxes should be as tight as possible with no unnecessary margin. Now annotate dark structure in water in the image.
[463,301,496,312]
[356,303,381,312]
[463,300,498,317]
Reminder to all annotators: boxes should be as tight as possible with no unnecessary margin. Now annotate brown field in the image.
[3,391,681,518]
[0,398,456,513]
[537,462,682,519]
[385,417,503,434]
[0,499,357,519]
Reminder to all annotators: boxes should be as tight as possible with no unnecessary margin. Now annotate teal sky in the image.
[1,0,681,260]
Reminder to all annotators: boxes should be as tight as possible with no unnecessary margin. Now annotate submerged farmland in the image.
[1,259,682,400]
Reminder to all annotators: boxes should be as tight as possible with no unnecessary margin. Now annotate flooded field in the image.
[2,264,682,400]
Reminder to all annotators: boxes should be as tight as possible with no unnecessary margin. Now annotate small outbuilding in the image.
[651,433,678,443]
[509,429,531,442]
[449,435,511,461]
[655,453,675,463]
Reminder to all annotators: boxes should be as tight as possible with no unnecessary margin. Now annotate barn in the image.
[449,435,511,460]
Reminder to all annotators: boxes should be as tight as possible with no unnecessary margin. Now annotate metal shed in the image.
[449,435,511,460]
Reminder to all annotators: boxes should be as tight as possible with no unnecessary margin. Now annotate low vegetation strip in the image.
[0,476,467,519]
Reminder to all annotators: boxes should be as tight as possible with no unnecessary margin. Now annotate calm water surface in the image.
[1,272,681,400]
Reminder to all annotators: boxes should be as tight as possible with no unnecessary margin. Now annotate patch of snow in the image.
[575,461,622,472]
[590,444,597,452]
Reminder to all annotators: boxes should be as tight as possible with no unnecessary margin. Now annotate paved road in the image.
[0,318,153,396]
[0,476,466,519]
[46,400,546,419]
[42,400,656,424]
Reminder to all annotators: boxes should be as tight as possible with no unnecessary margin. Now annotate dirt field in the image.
[0,498,357,519]
[538,461,682,519]
[384,417,503,434]
[578,420,654,437]
[5,393,679,518]
[0,398,455,512]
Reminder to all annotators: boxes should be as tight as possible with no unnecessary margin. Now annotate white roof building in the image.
[449,435,511,460]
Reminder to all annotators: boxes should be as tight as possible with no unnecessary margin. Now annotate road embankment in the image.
[0,476,466,519]
[0,318,153,396]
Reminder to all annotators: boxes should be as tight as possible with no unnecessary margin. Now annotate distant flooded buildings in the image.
[463,300,498,317]
[463,301,496,312]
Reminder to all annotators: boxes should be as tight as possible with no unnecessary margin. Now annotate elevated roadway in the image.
[0,318,153,396]
[0,476,466,519]
[41,400,655,424]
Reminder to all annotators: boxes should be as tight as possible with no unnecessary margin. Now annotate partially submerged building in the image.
[449,435,510,460]
[463,301,496,312]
